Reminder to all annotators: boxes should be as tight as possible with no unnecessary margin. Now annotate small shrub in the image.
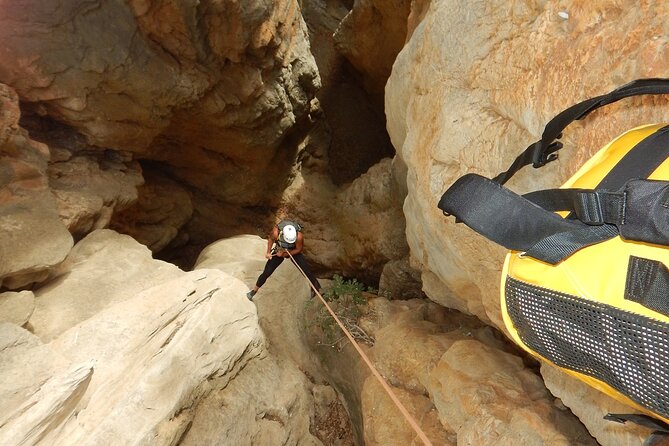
[308,274,374,349]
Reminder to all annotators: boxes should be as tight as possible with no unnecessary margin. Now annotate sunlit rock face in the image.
[0,0,320,208]
[1,231,322,445]
[334,0,412,95]
[386,0,669,328]
[385,1,669,443]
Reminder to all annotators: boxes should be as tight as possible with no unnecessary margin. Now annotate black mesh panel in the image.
[505,276,669,419]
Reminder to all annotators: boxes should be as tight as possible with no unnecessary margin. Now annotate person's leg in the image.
[248,256,284,300]
[292,253,321,293]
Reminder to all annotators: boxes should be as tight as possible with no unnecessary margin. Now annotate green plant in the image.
[322,274,367,305]
[308,274,374,349]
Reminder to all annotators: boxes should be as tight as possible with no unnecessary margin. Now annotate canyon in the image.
[1,1,668,445]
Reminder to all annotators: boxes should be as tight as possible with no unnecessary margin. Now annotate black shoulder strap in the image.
[437,174,617,264]
[493,78,669,185]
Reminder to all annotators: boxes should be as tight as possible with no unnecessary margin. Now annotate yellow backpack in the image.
[439,79,669,435]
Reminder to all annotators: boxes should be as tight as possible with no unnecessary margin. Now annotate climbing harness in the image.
[438,79,669,433]
[286,251,434,446]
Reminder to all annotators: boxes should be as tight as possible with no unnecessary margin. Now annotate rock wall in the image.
[385,0,669,443]
[387,0,669,327]
[305,296,603,445]
[282,157,416,284]
[0,0,322,263]
[0,231,327,445]
[334,0,412,95]
[0,85,143,289]
[0,0,319,206]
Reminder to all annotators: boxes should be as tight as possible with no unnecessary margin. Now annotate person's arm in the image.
[285,232,303,256]
[266,227,279,259]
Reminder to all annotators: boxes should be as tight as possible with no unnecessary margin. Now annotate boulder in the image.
[2,233,324,445]
[0,83,73,289]
[195,235,325,377]
[0,291,34,326]
[541,364,647,446]
[48,152,144,239]
[41,270,267,445]
[29,229,180,342]
[378,257,423,299]
[428,340,596,446]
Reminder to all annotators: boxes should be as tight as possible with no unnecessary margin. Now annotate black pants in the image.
[255,253,321,291]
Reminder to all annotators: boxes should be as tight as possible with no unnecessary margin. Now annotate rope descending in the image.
[286,251,434,446]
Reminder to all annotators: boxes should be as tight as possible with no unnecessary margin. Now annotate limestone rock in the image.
[195,235,324,377]
[0,360,94,446]
[305,295,593,445]
[334,0,412,94]
[385,0,669,330]
[180,353,320,446]
[378,257,423,299]
[336,298,595,445]
[385,1,669,440]
[44,270,267,445]
[301,0,396,186]
[0,192,74,290]
[29,229,180,342]
[2,233,324,445]
[428,340,596,446]
[194,234,267,285]
[0,84,73,289]
[541,363,648,446]
[110,169,192,252]
[0,323,70,428]
[0,291,34,326]
[284,158,408,282]
[0,0,320,207]
[48,153,143,239]
[362,377,455,446]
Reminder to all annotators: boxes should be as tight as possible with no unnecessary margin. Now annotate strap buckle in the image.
[531,141,562,168]
[574,191,605,224]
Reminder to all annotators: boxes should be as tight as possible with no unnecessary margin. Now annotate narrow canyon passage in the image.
[1,1,667,445]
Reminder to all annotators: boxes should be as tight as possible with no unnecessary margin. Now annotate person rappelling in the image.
[247,219,321,301]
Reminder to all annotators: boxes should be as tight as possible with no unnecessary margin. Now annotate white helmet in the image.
[282,225,297,243]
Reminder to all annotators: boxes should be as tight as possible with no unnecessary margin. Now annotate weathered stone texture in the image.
[0,84,73,289]
[385,1,669,443]
[1,232,324,445]
[334,0,412,94]
[0,0,320,207]
[284,157,409,282]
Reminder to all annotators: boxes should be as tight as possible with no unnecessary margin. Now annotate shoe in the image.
[310,289,317,299]
[246,290,256,301]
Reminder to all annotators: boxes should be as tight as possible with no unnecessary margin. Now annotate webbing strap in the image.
[493,79,669,185]
[285,251,434,446]
[438,174,614,264]
[523,189,625,225]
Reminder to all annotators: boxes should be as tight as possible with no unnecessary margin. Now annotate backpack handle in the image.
[494,78,669,185]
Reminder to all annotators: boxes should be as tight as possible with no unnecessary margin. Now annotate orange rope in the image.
[286,251,434,446]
